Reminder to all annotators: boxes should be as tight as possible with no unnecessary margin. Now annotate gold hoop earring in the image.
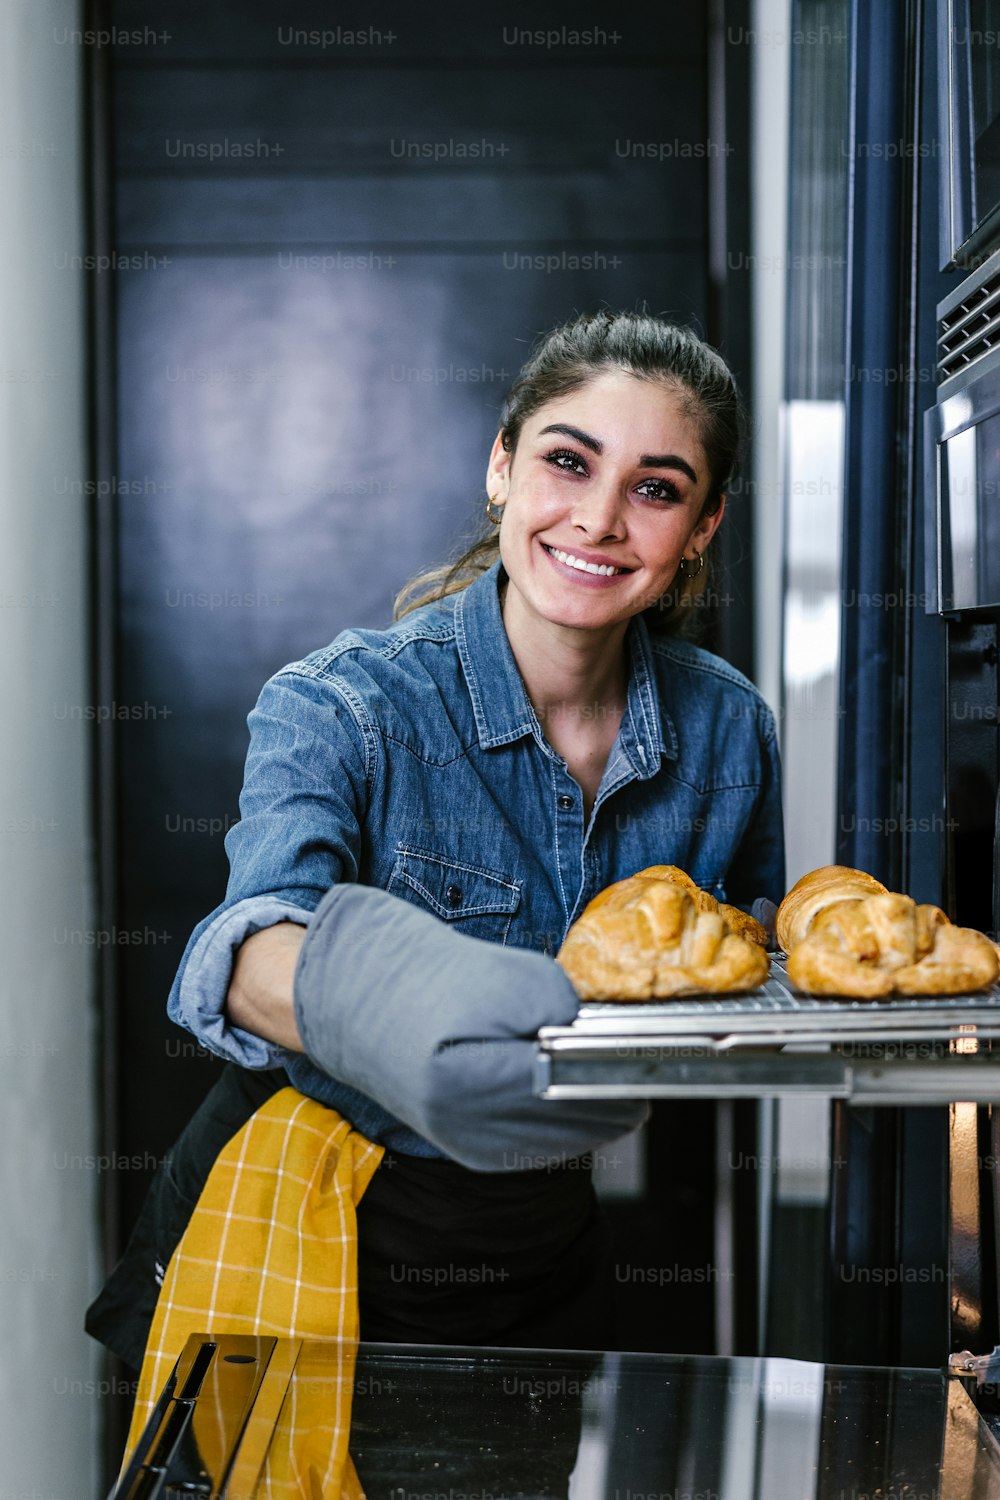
[485,494,504,526]
[679,551,704,579]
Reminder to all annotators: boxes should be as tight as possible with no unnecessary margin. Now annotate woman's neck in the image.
[499,574,630,728]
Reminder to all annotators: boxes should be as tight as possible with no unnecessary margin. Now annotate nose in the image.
[570,478,626,541]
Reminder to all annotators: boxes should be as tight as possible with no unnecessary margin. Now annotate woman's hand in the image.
[225,921,307,1051]
[292,883,649,1170]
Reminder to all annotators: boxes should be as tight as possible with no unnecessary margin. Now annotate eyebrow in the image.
[537,423,699,485]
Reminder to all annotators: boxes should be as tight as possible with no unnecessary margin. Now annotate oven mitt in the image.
[293,882,649,1173]
[750,896,779,952]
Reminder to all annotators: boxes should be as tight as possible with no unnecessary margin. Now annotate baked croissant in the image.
[776,865,888,952]
[778,865,1000,997]
[556,866,770,1001]
[617,865,768,947]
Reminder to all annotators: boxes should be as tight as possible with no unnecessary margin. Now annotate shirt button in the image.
[445,884,463,907]
[557,795,574,810]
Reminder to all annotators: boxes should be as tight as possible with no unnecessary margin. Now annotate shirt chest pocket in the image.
[386,846,521,946]
[695,873,728,904]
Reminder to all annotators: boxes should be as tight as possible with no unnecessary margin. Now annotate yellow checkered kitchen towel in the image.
[123,1087,384,1495]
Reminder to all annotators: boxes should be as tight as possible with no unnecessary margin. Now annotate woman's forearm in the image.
[225,922,307,1051]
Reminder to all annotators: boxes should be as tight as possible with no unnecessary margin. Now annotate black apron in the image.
[85,1064,618,1371]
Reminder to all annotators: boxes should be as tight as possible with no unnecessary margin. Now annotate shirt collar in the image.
[453,560,676,769]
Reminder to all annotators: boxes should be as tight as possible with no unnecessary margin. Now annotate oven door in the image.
[925,345,1000,612]
[941,0,1000,267]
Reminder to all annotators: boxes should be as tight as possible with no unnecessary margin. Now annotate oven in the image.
[925,245,1000,940]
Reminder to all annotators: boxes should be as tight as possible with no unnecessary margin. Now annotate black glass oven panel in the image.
[971,2,1000,221]
[943,407,1000,609]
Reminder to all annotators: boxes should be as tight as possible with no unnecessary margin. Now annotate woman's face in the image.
[486,369,726,635]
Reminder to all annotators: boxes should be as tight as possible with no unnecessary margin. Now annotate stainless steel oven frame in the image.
[925,265,1000,615]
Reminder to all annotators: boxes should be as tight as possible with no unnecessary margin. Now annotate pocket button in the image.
[445,884,463,907]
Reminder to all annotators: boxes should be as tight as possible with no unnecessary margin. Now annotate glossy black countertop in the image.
[112,1335,1000,1499]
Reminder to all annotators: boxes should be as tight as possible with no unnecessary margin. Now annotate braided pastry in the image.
[778,866,999,997]
[556,866,770,1001]
[775,865,888,952]
[613,865,768,947]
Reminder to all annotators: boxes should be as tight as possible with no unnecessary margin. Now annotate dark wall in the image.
[97,0,753,1346]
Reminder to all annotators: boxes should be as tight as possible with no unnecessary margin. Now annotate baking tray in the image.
[534,957,1000,1103]
[539,955,1000,1049]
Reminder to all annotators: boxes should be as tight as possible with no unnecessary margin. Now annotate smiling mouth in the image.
[542,544,634,577]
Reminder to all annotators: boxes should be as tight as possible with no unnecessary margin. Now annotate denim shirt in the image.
[168,559,785,1155]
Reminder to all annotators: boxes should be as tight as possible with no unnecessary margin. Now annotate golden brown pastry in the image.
[776,865,888,953]
[779,865,1000,997]
[718,902,768,948]
[627,865,768,946]
[556,868,770,1001]
[626,864,716,909]
[892,919,1000,995]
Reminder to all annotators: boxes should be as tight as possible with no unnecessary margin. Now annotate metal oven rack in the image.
[534,957,1000,1103]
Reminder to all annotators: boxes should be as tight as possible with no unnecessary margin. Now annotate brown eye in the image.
[544,448,589,475]
[636,478,682,504]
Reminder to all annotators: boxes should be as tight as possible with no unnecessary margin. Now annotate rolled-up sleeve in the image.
[169,895,311,1068]
[166,667,375,1063]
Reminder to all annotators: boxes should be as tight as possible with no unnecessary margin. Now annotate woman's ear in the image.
[691,493,726,552]
[485,430,511,499]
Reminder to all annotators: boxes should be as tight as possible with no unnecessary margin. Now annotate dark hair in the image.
[394,308,747,635]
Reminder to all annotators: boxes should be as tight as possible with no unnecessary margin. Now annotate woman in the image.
[87,309,785,1367]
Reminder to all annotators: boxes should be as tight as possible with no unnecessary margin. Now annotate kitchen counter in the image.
[112,1333,1000,1498]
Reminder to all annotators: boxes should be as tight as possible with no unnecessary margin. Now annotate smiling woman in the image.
[494,371,723,609]
[87,309,782,1411]
[395,310,746,821]
[394,309,744,639]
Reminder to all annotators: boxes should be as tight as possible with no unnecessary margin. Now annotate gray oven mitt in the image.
[750,897,779,952]
[292,881,649,1172]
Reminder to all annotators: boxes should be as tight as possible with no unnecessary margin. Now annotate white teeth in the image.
[546,545,625,576]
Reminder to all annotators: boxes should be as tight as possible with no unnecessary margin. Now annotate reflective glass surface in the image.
[943,407,1000,609]
[114,1334,1000,1499]
[970,1,1000,227]
[346,1344,997,1499]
